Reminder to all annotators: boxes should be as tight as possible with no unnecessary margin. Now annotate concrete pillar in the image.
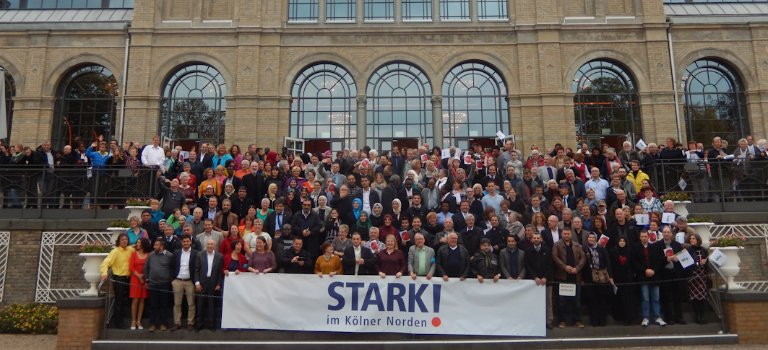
[431,95,443,147]
[356,96,367,149]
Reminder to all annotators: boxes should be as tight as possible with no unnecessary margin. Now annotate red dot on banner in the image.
[431,317,441,327]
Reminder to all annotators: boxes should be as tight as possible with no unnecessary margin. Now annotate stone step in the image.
[93,330,737,350]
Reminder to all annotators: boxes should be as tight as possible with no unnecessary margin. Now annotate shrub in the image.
[109,220,130,228]
[660,191,690,202]
[81,241,114,253]
[126,198,151,206]
[711,232,747,248]
[0,303,58,334]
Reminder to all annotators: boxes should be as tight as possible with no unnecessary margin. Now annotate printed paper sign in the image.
[634,214,649,226]
[648,231,658,243]
[559,283,576,297]
[709,248,727,266]
[662,212,676,224]
[441,149,451,159]
[664,247,674,258]
[636,139,647,151]
[496,131,506,140]
[675,249,695,269]
[598,234,610,247]
[464,152,473,165]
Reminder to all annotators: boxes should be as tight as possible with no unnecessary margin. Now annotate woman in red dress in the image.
[129,238,151,330]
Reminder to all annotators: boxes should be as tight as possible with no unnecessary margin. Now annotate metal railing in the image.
[649,159,768,205]
[0,165,158,217]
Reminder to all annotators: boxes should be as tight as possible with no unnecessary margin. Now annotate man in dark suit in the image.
[342,233,377,275]
[290,199,323,259]
[559,184,577,210]
[476,164,504,189]
[452,200,472,233]
[540,215,561,249]
[381,174,402,214]
[264,199,292,237]
[201,143,215,170]
[653,226,687,325]
[460,214,483,256]
[240,161,265,205]
[559,169,586,200]
[171,234,198,331]
[356,175,380,214]
[193,239,224,331]
[524,232,554,329]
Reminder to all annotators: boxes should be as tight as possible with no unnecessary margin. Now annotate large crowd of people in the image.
[7,133,765,331]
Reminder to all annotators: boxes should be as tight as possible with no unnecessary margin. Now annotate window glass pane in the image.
[327,0,356,21]
[573,60,642,144]
[367,62,432,149]
[478,0,507,20]
[440,0,469,21]
[288,0,319,22]
[441,62,507,147]
[52,65,118,149]
[683,59,750,144]
[402,0,432,21]
[160,64,227,145]
[365,0,394,21]
[291,63,357,147]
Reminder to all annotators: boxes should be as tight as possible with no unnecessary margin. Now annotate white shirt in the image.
[550,229,560,244]
[353,245,362,275]
[141,145,166,167]
[177,249,192,279]
[206,251,215,277]
[362,189,371,213]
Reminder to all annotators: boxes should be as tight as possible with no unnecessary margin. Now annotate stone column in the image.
[431,96,443,147]
[56,297,105,350]
[357,96,367,149]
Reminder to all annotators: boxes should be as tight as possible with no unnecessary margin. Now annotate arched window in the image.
[160,63,227,145]
[441,61,508,149]
[290,63,357,152]
[683,59,749,144]
[1,67,14,141]
[52,64,117,149]
[573,60,641,148]
[367,62,432,151]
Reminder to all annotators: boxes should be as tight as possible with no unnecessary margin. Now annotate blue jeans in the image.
[640,283,661,319]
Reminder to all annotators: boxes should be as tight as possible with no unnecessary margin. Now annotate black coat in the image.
[264,210,292,236]
[193,250,223,289]
[241,173,265,205]
[341,245,377,275]
[524,245,552,280]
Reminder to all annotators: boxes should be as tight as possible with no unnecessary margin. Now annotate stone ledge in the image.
[721,290,768,302]
[57,297,106,309]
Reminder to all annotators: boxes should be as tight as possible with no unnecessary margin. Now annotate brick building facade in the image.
[0,0,766,153]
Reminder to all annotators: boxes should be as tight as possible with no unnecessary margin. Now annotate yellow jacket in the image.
[626,170,650,194]
[100,246,135,277]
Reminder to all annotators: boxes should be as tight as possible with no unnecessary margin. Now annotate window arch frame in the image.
[1,67,14,142]
[159,62,228,145]
[290,62,358,151]
[366,61,432,151]
[682,58,750,144]
[572,59,643,147]
[51,64,118,150]
[441,60,508,148]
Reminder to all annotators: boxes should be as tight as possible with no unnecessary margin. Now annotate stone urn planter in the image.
[125,206,150,220]
[710,246,744,291]
[672,201,691,218]
[79,253,109,296]
[688,222,714,248]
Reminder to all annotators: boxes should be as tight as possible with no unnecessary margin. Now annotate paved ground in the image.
[0,334,764,350]
[0,334,56,350]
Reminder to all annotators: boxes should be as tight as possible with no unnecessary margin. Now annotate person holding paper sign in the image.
[686,234,710,324]
[583,233,613,327]
[552,227,586,328]
[653,226,687,325]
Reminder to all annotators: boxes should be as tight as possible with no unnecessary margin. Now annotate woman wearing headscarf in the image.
[352,198,363,222]
[369,203,384,227]
[582,232,613,327]
[610,236,636,325]
[355,211,372,241]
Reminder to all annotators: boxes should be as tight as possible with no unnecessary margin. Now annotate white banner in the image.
[222,274,545,337]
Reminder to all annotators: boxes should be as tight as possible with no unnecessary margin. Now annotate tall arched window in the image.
[52,64,117,149]
[367,62,432,151]
[160,63,227,145]
[573,60,641,148]
[1,67,14,141]
[683,59,749,144]
[291,63,357,152]
[441,61,508,149]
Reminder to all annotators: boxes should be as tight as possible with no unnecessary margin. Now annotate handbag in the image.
[591,268,610,284]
